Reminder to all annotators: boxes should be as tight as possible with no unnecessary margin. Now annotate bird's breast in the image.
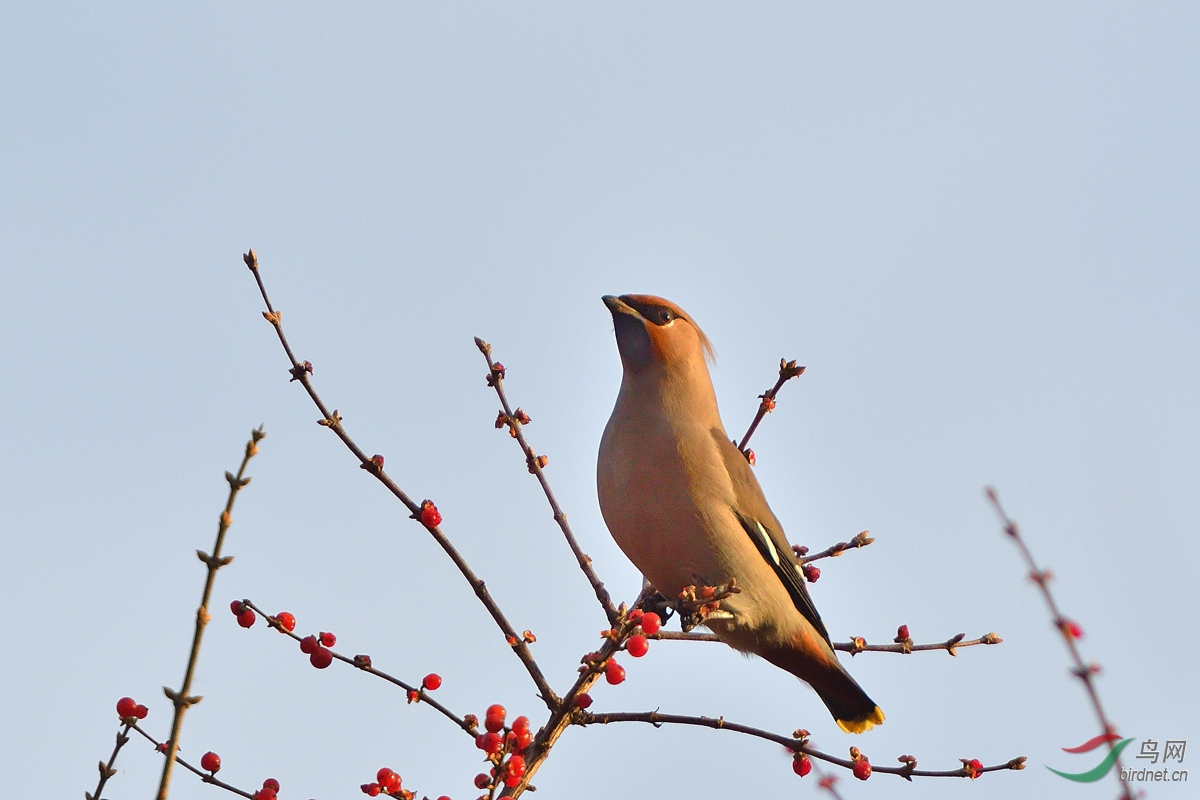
[598,394,738,596]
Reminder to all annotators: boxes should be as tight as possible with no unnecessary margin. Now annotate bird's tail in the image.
[761,643,885,734]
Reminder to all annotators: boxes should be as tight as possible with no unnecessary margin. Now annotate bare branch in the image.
[794,531,875,564]
[86,723,132,800]
[650,629,1004,655]
[736,358,806,457]
[131,723,254,799]
[580,710,1025,780]
[476,338,619,626]
[986,487,1133,800]
[244,251,558,710]
[157,428,264,800]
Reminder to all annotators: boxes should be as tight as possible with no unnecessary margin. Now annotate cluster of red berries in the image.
[252,778,281,800]
[116,696,149,721]
[624,610,660,660]
[471,706,532,789]
[230,600,256,628]
[359,767,438,799]
[299,631,337,669]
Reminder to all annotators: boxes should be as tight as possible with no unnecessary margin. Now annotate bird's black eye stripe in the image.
[619,297,679,327]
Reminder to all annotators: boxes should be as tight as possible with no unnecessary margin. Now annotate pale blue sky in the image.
[2,4,1197,799]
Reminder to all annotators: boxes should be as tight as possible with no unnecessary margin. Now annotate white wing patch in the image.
[755,520,780,565]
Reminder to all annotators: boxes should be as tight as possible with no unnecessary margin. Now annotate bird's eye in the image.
[657,308,675,324]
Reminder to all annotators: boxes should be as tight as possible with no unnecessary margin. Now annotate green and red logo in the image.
[1048,734,1134,782]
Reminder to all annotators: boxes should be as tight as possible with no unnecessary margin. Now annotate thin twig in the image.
[157,428,264,800]
[794,531,875,564]
[580,710,1026,779]
[986,488,1133,800]
[240,600,477,737]
[812,761,847,799]
[86,723,133,800]
[736,358,806,455]
[244,250,558,710]
[650,629,1003,655]
[476,338,619,626]
[131,723,254,799]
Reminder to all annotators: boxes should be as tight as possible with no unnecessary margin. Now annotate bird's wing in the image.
[710,429,832,646]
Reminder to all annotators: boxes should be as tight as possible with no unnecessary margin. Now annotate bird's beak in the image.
[603,294,654,372]
[602,294,642,320]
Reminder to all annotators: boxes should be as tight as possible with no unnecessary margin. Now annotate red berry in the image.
[504,774,521,788]
[640,612,661,635]
[310,647,334,669]
[319,631,336,647]
[134,704,149,719]
[474,774,490,789]
[852,758,872,780]
[116,697,137,718]
[422,673,442,691]
[262,779,280,792]
[252,789,275,800]
[437,797,451,800]
[513,730,532,751]
[511,715,530,734]
[626,634,649,658]
[574,693,593,709]
[605,659,626,685]
[361,783,381,796]
[230,600,243,615]
[792,754,812,777]
[377,768,401,792]
[1064,620,1084,639]
[238,608,256,628]
[480,732,502,754]
[276,612,296,632]
[484,704,506,732]
[201,751,221,773]
[802,564,820,583]
[420,500,442,527]
[896,624,910,640]
[506,754,526,778]
[299,635,318,654]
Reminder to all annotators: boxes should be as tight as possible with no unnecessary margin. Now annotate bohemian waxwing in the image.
[597,294,884,733]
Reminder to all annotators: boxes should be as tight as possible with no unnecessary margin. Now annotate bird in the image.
[596,293,884,734]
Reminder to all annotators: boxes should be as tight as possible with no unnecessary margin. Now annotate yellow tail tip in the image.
[836,706,885,734]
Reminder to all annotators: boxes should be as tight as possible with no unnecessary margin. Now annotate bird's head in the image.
[602,294,715,376]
